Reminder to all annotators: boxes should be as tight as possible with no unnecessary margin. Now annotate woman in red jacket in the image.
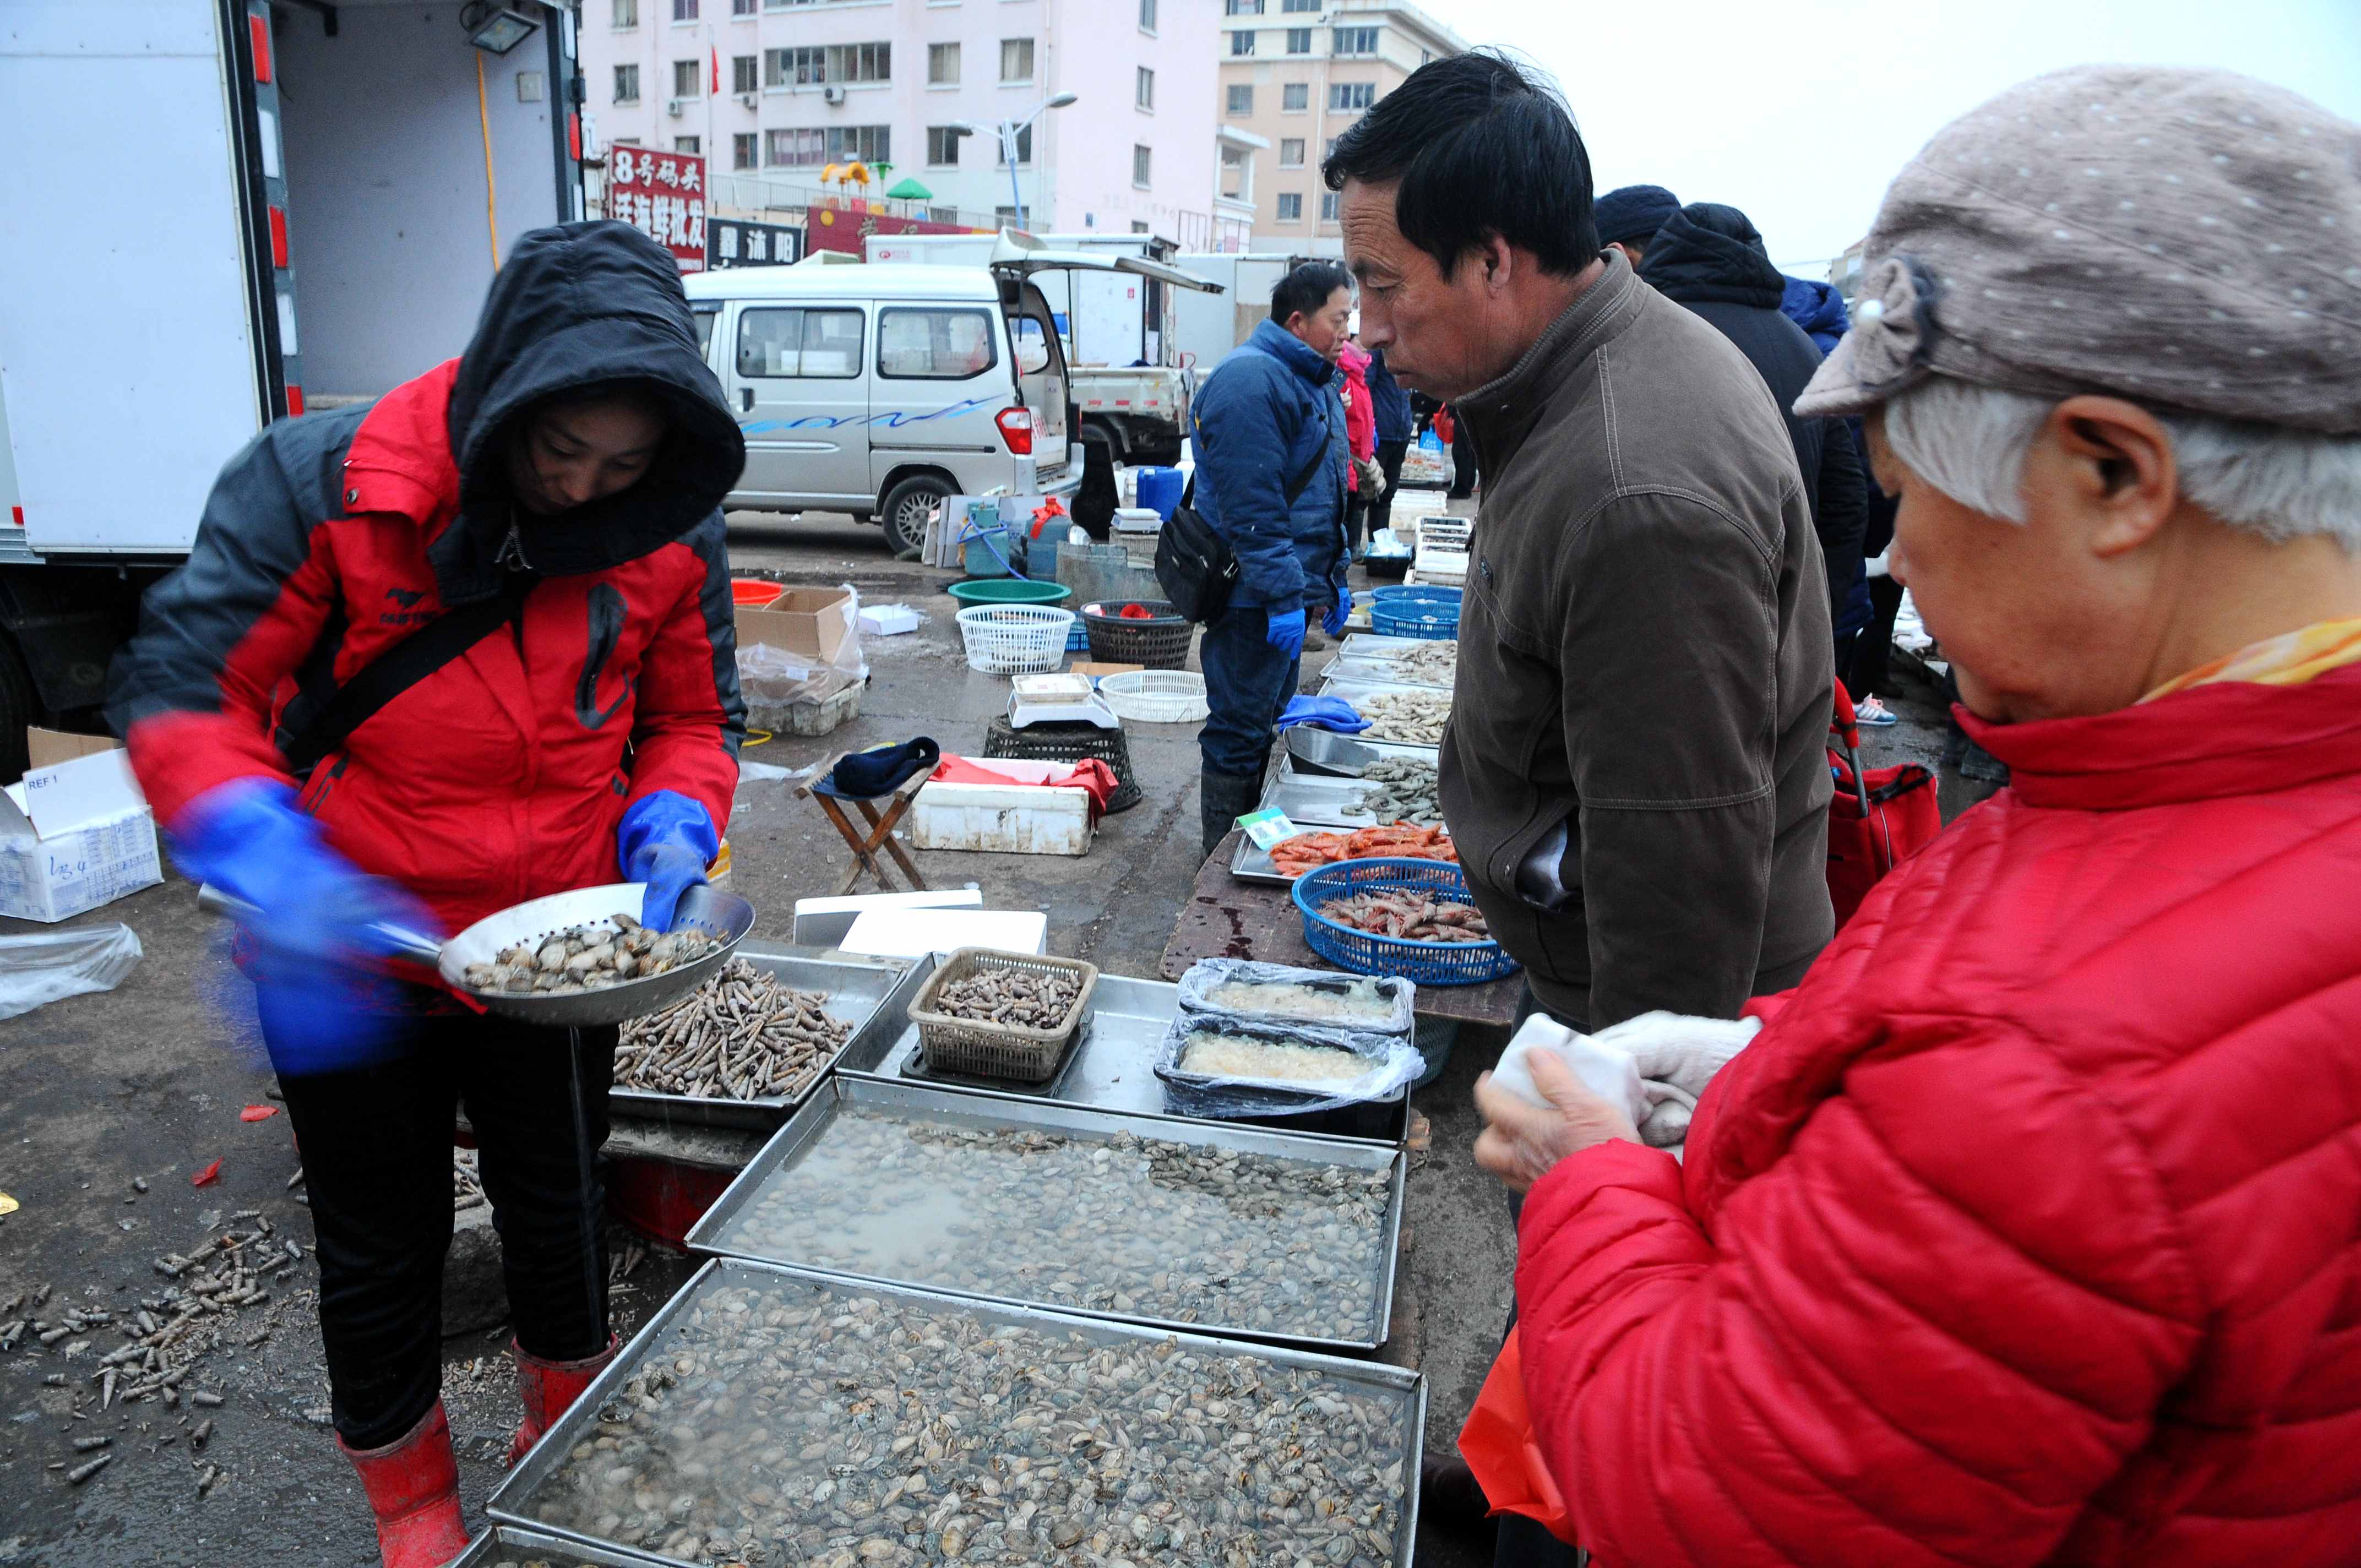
[1470,68,2361,1567]
[1338,335,1380,561]
[108,221,745,1568]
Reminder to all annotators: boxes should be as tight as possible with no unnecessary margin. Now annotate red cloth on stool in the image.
[927,754,1120,821]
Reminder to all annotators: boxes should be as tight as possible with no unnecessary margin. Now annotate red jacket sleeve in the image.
[1514,1013,2206,1567]
[624,515,745,836]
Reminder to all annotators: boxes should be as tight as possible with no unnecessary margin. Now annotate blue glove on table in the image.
[1265,607,1307,659]
[171,778,440,1073]
[1275,695,1372,734]
[1321,583,1351,638]
[617,791,719,932]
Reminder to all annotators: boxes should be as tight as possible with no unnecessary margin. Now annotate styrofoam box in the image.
[0,747,163,922]
[839,907,1049,959]
[792,888,983,948]
[907,781,1094,857]
[860,603,921,636]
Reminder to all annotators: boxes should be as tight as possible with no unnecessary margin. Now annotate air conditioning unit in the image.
[665,97,686,117]
[822,84,846,105]
[738,92,758,108]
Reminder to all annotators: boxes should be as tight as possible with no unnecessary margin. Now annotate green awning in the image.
[885,177,934,201]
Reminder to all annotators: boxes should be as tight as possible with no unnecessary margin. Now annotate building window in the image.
[1138,0,1157,31]
[613,63,640,103]
[1320,190,1340,221]
[1279,137,1304,168]
[1333,26,1378,56]
[837,42,891,81]
[732,0,755,13]
[1132,220,1151,232]
[1324,136,1339,159]
[612,0,637,26]
[1277,192,1303,222]
[671,0,697,18]
[995,206,1022,230]
[879,309,999,380]
[928,41,960,84]
[732,54,758,93]
[765,43,890,86]
[1329,81,1374,111]
[672,59,703,98]
[765,126,823,166]
[674,135,702,154]
[1286,29,1310,53]
[1136,67,1154,110]
[1282,0,1319,10]
[1225,0,1264,13]
[927,125,962,166]
[994,124,1034,165]
[1230,30,1256,56]
[732,132,758,170]
[829,124,891,163]
[1281,81,1308,111]
[1132,144,1152,187]
[1000,37,1034,82]
[1226,84,1253,116]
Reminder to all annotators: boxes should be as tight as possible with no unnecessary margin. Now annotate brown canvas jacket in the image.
[1439,249,1835,1027]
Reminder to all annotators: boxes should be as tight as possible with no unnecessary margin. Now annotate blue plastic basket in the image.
[1065,616,1091,651]
[1370,587,1462,640]
[1292,858,1521,987]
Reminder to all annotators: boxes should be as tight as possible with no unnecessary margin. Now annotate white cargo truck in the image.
[0,0,586,779]
[1170,253,1308,378]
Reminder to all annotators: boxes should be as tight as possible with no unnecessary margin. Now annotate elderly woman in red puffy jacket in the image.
[1470,67,2361,1568]
[1337,335,1380,560]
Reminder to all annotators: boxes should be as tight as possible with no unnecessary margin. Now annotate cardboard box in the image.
[28,728,124,770]
[0,738,162,922]
[735,585,855,665]
[1068,662,1145,681]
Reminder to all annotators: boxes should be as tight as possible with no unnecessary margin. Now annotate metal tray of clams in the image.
[836,957,1406,1144]
[685,1076,1406,1353]
[605,945,928,1133]
[450,1525,669,1567]
[488,1257,1425,1568]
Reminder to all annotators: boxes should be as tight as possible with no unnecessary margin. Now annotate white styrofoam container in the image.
[907,782,1094,857]
[839,907,1050,959]
[793,888,983,948]
[859,603,922,636]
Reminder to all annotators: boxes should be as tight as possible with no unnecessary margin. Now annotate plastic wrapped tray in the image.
[1177,957,1415,1036]
[1155,1012,1422,1122]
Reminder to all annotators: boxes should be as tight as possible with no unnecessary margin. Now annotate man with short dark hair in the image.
[1185,262,1353,856]
[1593,182,1681,271]
[1326,54,1832,1038]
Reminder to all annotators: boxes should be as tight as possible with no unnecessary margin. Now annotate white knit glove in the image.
[1357,456,1388,497]
[1590,1011,1762,1149]
[1864,549,1892,580]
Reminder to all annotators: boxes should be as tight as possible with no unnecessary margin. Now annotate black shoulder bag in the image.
[276,579,532,776]
[1156,421,1333,625]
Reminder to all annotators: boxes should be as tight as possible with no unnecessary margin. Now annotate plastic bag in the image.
[1176,959,1414,1036]
[1152,1013,1423,1118]
[1457,1326,1582,1544]
[0,922,143,1020]
[738,584,866,705]
[1489,1012,1648,1130]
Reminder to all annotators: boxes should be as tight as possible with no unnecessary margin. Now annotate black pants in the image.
[1448,416,1479,499]
[1368,439,1408,538]
[276,1009,617,1449]
[1345,493,1370,554]
[1844,573,1908,696]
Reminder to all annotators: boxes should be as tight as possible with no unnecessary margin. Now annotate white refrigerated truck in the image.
[0,0,587,778]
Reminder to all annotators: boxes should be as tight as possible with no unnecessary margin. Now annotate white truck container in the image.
[865,231,1221,466]
[1171,254,1309,378]
[0,0,586,780]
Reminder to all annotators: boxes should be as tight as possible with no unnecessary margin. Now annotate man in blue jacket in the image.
[1364,341,1414,550]
[1189,261,1353,856]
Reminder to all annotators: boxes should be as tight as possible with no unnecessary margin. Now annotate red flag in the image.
[710,43,720,94]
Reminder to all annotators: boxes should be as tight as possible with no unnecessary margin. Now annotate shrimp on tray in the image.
[1267,822,1457,879]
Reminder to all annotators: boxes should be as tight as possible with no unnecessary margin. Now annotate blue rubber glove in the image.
[1264,607,1307,659]
[1321,582,1351,638]
[617,790,719,932]
[171,778,440,1074]
[1275,695,1372,734]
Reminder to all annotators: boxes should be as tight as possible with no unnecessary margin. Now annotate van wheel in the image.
[879,476,955,557]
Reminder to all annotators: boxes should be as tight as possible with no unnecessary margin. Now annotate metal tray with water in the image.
[605,946,927,1132]
[450,1525,668,1567]
[683,1077,1406,1353]
[488,1257,1425,1568]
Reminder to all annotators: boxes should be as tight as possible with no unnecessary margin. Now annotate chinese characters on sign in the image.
[708,218,807,270]
[605,146,707,273]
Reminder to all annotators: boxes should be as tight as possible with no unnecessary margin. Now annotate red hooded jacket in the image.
[1514,665,2361,1565]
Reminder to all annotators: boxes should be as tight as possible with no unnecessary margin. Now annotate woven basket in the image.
[908,948,1101,1082]
[1097,669,1209,724]
[1080,600,1194,669]
[1291,858,1521,986]
[955,605,1075,674]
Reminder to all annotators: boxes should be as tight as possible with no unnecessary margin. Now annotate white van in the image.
[684,232,1216,553]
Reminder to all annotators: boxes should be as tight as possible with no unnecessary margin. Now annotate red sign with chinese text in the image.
[605,146,708,273]
[803,205,985,255]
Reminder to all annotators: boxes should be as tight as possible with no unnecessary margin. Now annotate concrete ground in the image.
[0,505,1965,1566]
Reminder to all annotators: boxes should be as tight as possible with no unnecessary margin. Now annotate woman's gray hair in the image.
[1881,375,2361,550]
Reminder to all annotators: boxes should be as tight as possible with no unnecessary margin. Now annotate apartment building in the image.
[584,0,1217,243]
[1215,0,1465,252]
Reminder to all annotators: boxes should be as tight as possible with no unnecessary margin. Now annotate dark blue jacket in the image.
[1190,319,1349,611]
[1366,349,1413,443]
[1780,276,1848,356]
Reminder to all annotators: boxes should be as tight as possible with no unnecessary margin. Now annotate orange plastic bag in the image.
[1456,1325,1581,1545]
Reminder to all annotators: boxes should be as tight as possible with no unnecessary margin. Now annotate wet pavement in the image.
[0,505,1966,1566]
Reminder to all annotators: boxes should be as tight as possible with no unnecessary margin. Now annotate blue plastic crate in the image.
[1065,616,1091,651]
[1291,858,1521,987]
[1370,587,1461,640]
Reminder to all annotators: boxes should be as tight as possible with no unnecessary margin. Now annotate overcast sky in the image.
[1437,0,2361,276]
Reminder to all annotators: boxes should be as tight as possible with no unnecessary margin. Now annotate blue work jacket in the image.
[1189,319,1349,612]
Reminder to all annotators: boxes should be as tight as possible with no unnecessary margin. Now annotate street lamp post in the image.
[951,92,1078,232]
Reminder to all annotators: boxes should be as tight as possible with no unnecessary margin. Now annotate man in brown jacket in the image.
[1326,53,1833,1036]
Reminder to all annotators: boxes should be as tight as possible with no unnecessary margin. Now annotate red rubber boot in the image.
[337,1402,471,1568]
[507,1333,619,1467]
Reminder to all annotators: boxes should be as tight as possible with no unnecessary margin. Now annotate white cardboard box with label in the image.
[0,733,163,922]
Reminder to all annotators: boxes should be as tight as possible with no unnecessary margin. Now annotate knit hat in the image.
[1797,66,2361,434]
[1593,184,1682,249]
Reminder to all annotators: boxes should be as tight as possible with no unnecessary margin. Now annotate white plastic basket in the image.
[955,605,1076,674]
[1098,669,1210,723]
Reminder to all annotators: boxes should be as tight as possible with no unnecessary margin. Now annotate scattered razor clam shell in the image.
[515,1271,1412,1567]
[1350,758,1442,827]
[616,959,852,1102]
[923,965,1084,1031]
[456,1147,489,1214]
[1352,691,1449,747]
[712,1114,1391,1341]
[1178,1034,1370,1084]
[460,912,716,997]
